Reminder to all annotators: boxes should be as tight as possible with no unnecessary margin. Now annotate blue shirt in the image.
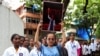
[41,45,60,56]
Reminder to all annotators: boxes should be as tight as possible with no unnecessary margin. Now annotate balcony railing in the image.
[21,12,41,19]
[24,22,38,29]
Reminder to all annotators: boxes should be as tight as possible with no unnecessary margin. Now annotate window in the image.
[26,17,39,23]
[29,29,33,35]
[24,29,27,34]
[31,18,40,23]
[26,17,31,22]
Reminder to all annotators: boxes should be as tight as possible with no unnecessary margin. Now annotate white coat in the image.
[2,46,29,56]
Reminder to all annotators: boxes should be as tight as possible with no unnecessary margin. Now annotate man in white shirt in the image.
[82,42,88,56]
[90,38,97,56]
[87,44,91,56]
[65,32,80,56]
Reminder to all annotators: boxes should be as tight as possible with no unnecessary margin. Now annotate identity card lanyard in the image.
[71,42,76,54]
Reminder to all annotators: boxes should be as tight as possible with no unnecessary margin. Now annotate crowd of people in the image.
[2,22,100,56]
[81,38,100,56]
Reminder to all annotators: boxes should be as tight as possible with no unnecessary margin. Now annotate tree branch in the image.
[63,0,70,18]
[83,0,88,14]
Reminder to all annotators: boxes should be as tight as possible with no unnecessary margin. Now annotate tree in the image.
[63,0,100,40]
[95,19,100,39]
[24,0,100,39]
[24,0,42,12]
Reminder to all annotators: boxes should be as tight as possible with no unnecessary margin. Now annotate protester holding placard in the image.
[34,21,67,56]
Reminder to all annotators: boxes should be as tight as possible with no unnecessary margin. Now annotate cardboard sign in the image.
[42,1,63,31]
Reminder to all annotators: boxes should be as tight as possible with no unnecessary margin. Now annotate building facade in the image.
[0,5,24,55]
[21,7,41,38]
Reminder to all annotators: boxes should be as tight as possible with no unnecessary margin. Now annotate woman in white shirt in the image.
[2,34,29,56]
[87,43,91,56]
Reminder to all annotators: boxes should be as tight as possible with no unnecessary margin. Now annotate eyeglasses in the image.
[47,38,55,41]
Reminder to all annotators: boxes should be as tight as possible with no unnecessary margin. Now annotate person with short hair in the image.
[23,37,31,52]
[87,42,91,56]
[19,36,25,47]
[82,42,88,56]
[65,32,80,56]
[90,38,97,56]
[41,36,47,45]
[29,38,34,50]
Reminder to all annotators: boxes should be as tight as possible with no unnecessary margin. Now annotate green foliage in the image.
[24,0,42,12]
[64,0,100,39]
[95,19,100,39]
[25,0,42,7]
[22,0,100,38]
